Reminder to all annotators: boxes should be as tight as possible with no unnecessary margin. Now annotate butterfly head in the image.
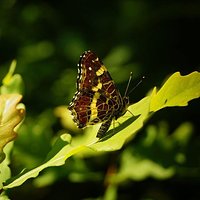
[123,96,129,106]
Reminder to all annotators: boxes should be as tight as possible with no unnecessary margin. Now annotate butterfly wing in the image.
[69,51,123,129]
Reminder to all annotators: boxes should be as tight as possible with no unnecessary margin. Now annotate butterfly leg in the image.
[126,109,134,116]
[96,119,112,138]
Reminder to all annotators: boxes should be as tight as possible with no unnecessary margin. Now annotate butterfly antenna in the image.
[127,76,145,96]
[124,72,133,97]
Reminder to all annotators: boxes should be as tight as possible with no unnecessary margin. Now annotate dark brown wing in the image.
[69,50,123,129]
[76,50,100,91]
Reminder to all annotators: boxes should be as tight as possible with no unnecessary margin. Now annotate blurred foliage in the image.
[0,61,25,163]
[0,0,200,199]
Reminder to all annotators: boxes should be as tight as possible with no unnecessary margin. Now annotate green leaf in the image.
[114,121,194,182]
[3,134,86,189]
[0,61,25,162]
[89,96,150,151]
[0,143,12,190]
[0,192,10,200]
[0,94,25,163]
[103,184,117,200]
[117,148,175,181]
[150,71,200,111]
[0,60,24,95]
[3,71,200,189]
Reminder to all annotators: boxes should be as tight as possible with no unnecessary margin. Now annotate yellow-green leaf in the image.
[3,71,199,190]
[0,94,25,163]
[1,60,24,95]
[150,71,200,112]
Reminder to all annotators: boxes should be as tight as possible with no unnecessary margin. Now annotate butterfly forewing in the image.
[76,52,99,91]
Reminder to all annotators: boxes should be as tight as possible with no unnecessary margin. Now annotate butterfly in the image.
[68,50,129,138]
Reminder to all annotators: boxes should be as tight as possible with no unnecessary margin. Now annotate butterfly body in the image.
[68,50,129,138]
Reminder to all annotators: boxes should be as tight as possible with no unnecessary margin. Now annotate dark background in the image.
[0,0,200,199]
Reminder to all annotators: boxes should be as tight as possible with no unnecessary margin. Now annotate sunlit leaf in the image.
[0,143,12,190]
[3,71,199,190]
[103,184,117,200]
[150,71,200,111]
[1,60,24,95]
[0,94,25,162]
[89,96,150,151]
[117,149,175,181]
[3,134,86,189]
